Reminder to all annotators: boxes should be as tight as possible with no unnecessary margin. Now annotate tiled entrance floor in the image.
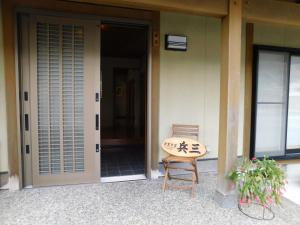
[101,146,145,177]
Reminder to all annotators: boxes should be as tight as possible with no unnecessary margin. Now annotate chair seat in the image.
[163,155,198,163]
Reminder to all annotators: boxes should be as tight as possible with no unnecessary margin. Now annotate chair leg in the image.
[162,167,169,191]
[191,171,196,198]
[163,160,172,180]
[193,159,199,184]
[162,158,199,197]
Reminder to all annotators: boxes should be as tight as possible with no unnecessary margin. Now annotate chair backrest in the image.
[171,124,199,140]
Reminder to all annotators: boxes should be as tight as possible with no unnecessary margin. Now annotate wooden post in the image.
[2,0,22,190]
[215,0,242,207]
[150,11,160,172]
[243,23,254,158]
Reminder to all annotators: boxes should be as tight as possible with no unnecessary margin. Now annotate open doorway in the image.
[100,22,148,179]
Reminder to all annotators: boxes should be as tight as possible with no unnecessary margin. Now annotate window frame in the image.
[250,45,300,160]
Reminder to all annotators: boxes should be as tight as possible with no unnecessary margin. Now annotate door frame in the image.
[250,44,300,160]
[5,0,160,189]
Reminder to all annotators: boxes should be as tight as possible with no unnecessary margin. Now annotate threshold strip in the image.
[101,174,146,183]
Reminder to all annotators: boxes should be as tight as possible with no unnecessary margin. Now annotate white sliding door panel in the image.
[287,56,300,150]
[29,16,100,186]
[254,50,289,157]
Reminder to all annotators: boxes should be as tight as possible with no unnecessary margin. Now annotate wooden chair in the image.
[162,124,201,197]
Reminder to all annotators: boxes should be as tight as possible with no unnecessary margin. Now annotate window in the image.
[252,46,300,159]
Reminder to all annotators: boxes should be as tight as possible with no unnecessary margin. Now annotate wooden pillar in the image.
[2,0,21,190]
[243,23,254,158]
[215,0,242,207]
[150,11,160,172]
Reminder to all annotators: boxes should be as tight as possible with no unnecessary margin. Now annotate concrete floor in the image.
[1,172,300,225]
[283,164,300,206]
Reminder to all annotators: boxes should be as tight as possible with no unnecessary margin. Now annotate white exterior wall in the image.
[158,12,246,160]
[158,13,300,162]
[254,23,300,48]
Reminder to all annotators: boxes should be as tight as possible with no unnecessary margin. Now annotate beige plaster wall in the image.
[158,12,246,161]
[254,23,300,48]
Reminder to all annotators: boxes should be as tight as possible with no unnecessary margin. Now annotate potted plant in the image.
[228,156,287,220]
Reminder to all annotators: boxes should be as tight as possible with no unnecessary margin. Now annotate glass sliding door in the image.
[287,56,300,152]
[252,46,300,159]
[253,49,289,157]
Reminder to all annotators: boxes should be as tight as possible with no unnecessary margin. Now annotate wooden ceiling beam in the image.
[244,0,300,27]
[68,0,300,27]
[65,0,228,17]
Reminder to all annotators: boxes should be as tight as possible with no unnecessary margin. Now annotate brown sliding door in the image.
[26,15,100,186]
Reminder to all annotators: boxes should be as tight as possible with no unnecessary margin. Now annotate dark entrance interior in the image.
[100,22,148,177]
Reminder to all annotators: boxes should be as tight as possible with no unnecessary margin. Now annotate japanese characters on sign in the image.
[162,137,206,157]
[164,141,201,154]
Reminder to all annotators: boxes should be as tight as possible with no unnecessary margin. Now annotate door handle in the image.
[96,114,99,130]
[25,114,29,131]
[100,70,103,98]
[26,145,30,154]
[96,144,100,152]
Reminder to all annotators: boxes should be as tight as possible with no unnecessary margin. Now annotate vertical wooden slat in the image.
[59,23,64,174]
[243,23,254,158]
[216,0,242,202]
[46,23,51,174]
[30,15,40,184]
[71,25,75,172]
[62,24,74,172]
[74,25,85,171]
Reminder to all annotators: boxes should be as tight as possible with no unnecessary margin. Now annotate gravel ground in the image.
[0,172,300,225]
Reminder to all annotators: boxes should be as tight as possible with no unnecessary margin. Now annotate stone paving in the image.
[1,172,300,225]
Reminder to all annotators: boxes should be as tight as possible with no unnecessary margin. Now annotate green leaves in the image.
[228,157,286,206]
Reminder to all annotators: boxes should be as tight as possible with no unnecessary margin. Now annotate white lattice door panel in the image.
[29,16,100,186]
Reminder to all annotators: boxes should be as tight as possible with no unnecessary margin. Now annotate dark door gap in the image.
[100,22,148,177]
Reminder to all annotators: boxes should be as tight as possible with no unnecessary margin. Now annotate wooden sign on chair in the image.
[162,137,206,158]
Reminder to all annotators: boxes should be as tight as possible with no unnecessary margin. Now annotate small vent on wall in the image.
[165,34,187,51]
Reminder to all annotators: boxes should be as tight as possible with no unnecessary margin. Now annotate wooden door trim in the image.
[243,23,253,158]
